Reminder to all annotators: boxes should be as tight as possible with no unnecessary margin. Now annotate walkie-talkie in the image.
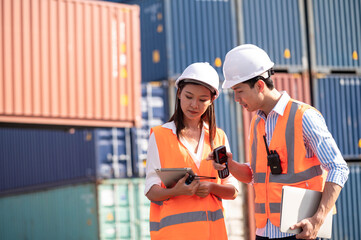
[213,145,229,179]
[263,135,282,174]
[185,174,216,185]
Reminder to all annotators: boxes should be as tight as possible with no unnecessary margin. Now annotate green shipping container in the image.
[0,179,150,240]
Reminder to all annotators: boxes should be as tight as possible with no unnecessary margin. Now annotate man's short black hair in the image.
[243,69,275,89]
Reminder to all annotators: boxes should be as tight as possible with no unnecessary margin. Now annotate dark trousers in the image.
[256,235,318,240]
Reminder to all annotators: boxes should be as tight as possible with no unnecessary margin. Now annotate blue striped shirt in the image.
[253,92,349,239]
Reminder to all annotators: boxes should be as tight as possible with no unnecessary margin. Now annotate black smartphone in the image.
[213,145,229,178]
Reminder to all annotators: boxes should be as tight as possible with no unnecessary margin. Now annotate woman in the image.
[144,62,239,240]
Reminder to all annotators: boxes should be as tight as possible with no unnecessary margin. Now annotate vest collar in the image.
[257,91,290,119]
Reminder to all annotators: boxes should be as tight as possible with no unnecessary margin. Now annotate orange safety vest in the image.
[249,99,326,228]
[149,124,228,240]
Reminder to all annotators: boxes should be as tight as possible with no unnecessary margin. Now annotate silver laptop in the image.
[280,186,333,239]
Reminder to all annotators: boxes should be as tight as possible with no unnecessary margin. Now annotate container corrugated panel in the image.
[313,75,361,159]
[0,179,150,240]
[0,0,141,127]
[98,179,150,240]
[105,0,168,82]
[240,0,308,72]
[0,126,133,195]
[324,163,361,240]
[106,0,237,80]
[164,0,238,79]
[308,0,361,72]
[131,81,169,177]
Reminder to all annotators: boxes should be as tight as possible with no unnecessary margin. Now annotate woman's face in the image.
[178,83,213,122]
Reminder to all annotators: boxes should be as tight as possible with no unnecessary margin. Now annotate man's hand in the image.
[291,182,342,239]
[207,150,253,184]
[290,216,323,239]
[206,151,232,170]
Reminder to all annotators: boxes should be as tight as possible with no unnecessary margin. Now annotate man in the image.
[209,44,349,239]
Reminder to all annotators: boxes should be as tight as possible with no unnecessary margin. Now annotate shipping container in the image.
[239,0,308,72]
[307,0,361,73]
[108,0,238,81]
[105,0,168,82]
[323,162,361,240]
[313,75,361,160]
[131,81,169,177]
[0,0,141,127]
[0,126,134,195]
[0,179,150,240]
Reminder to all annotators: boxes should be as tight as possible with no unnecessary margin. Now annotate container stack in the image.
[308,0,361,161]
[0,0,150,239]
[1,0,360,239]
[308,1,361,239]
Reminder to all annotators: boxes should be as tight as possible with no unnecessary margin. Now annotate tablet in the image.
[155,168,195,188]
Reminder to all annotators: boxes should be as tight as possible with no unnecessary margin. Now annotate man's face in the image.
[231,81,261,112]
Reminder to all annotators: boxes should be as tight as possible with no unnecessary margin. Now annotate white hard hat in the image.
[222,44,274,89]
[176,62,220,99]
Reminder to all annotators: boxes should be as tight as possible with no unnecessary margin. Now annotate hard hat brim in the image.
[222,79,238,89]
[176,78,219,99]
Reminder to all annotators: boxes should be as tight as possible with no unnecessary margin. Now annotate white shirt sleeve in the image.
[144,132,162,195]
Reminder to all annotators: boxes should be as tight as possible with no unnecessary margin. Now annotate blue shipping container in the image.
[308,0,361,72]
[326,163,361,240]
[108,0,238,81]
[240,0,308,72]
[131,81,169,177]
[0,127,132,195]
[314,75,361,159]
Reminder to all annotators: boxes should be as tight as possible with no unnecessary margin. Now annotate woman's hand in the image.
[195,181,213,198]
[172,173,200,196]
[146,173,200,201]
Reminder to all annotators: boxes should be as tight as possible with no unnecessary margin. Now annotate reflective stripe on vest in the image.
[150,209,224,231]
[250,100,324,228]
[255,202,280,214]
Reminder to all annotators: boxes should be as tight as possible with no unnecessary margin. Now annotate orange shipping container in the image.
[0,0,141,127]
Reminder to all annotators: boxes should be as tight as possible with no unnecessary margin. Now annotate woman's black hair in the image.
[168,81,217,150]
